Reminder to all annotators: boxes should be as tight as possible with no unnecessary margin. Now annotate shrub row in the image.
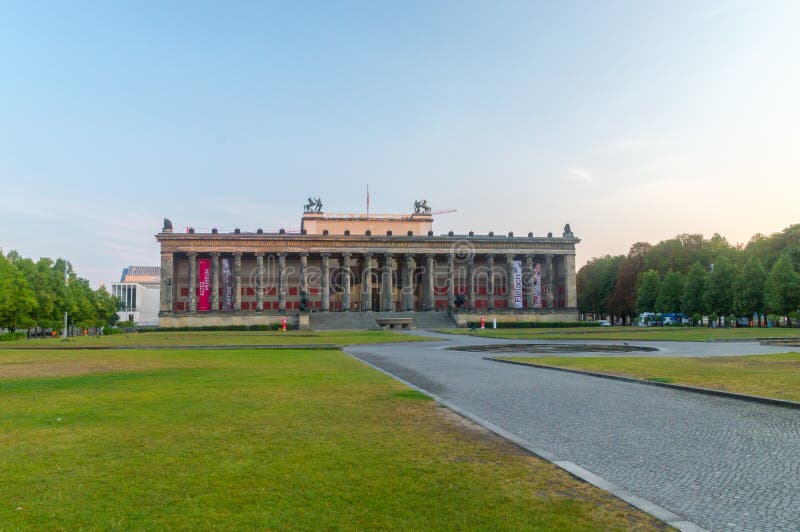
[0,332,26,341]
[469,321,600,329]
[137,323,287,332]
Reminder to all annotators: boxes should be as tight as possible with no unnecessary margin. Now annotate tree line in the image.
[0,250,120,335]
[577,224,800,325]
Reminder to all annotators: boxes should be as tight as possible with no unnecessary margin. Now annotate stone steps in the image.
[309,311,455,330]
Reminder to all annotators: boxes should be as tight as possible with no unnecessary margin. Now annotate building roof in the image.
[121,266,160,283]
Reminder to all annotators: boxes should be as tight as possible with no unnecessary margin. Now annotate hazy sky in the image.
[1,1,798,287]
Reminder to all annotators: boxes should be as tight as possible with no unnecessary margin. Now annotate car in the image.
[597,319,612,327]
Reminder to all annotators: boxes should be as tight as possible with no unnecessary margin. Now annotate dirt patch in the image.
[0,359,187,380]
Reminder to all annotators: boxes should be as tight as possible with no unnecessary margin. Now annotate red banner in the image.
[198,259,210,311]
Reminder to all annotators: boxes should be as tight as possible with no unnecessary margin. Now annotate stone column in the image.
[278,253,287,312]
[188,252,197,313]
[159,251,174,312]
[545,254,554,309]
[447,253,455,310]
[486,254,495,310]
[425,254,435,310]
[404,254,416,311]
[362,253,373,311]
[321,253,331,311]
[210,252,220,311]
[382,253,394,311]
[299,253,308,304]
[525,255,534,309]
[255,253,264,311]
[233,252,242,312]
[565,253,577,308]
[506,253,516,309]
[467,256,475,310]
[342,253,352,311]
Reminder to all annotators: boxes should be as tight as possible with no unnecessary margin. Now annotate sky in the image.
[1,0,798,287]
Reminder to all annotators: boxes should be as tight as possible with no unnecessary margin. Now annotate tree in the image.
[764,254,800,322]
[607,242,651,321]
[577,255,622,317]
[636,269,661,313]
[656,270,684,314]
[704,255,736,322]
[682,262,708,318]
[94,286,122,328]
[733,256,766,319]
[0,252,37,332]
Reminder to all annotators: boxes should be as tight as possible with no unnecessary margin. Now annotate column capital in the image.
[299,252,308,258]
[255,252,264,257]
[506,253,515,261]
[405,253,415,261]
[210,251,220,258]
[232,251,242,258]
[188,251,197,258]
[277,252,287,258]
[425,253,435,259]
[321,252,330,260]
[342,252,352,258]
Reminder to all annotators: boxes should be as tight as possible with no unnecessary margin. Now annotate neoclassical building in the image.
[156,208,579,328]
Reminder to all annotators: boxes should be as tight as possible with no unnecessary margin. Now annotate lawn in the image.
[439,326,800,342]
[498,352,800,402]
[3,330,430,348]
[0,346,665,530]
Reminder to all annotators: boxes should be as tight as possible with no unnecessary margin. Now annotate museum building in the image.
[156,205,579,329]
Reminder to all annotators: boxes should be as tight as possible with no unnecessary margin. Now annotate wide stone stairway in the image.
[309,311,456,330]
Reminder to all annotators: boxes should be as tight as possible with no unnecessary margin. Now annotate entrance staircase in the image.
[309,311,456,330]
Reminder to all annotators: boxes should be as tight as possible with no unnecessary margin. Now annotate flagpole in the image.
[366,185,370,217]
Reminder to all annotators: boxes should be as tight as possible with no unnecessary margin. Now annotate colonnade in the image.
[160,250,576,313]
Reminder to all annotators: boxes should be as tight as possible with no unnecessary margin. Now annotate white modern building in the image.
[111,266,161,326]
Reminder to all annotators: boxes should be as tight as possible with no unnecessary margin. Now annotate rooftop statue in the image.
[304,197,323,213]
[163,218,173,231]
[413,199,431,215]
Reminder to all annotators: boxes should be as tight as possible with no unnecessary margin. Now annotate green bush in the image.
[476,321,600,329]
[0,332,26,341]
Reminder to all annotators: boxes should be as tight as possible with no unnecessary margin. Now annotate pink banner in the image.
[198,259,210,311]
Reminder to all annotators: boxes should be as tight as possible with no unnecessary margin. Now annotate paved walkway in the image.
[345,333,800,531]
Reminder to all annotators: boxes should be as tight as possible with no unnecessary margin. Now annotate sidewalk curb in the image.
[486,357,800,410]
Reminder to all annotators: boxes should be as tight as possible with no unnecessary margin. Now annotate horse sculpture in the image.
[413,200,431,214]
[304,197,323,213]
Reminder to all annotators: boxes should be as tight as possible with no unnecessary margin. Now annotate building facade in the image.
[156,209,579,328]
[111,266,161,326]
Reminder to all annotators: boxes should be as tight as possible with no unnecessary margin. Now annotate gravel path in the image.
[345,333,800,531]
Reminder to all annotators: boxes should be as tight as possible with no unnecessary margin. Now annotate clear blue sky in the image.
[1,1,798,287]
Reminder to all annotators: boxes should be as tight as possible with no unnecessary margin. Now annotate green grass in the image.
[0,347,665,530]
[4,330,430,348]
[438,326,800,342]
[499,352,800,402]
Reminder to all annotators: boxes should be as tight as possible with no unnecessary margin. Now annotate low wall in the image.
[451,310,579,328]
[159,313,310,330]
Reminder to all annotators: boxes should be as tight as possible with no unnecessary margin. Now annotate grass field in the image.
[2,330,430,348]
[439,326,800,342]
[0,342,665,529]
[499,352,800,402]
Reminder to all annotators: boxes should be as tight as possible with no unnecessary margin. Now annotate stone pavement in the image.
[345,333,800,531]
